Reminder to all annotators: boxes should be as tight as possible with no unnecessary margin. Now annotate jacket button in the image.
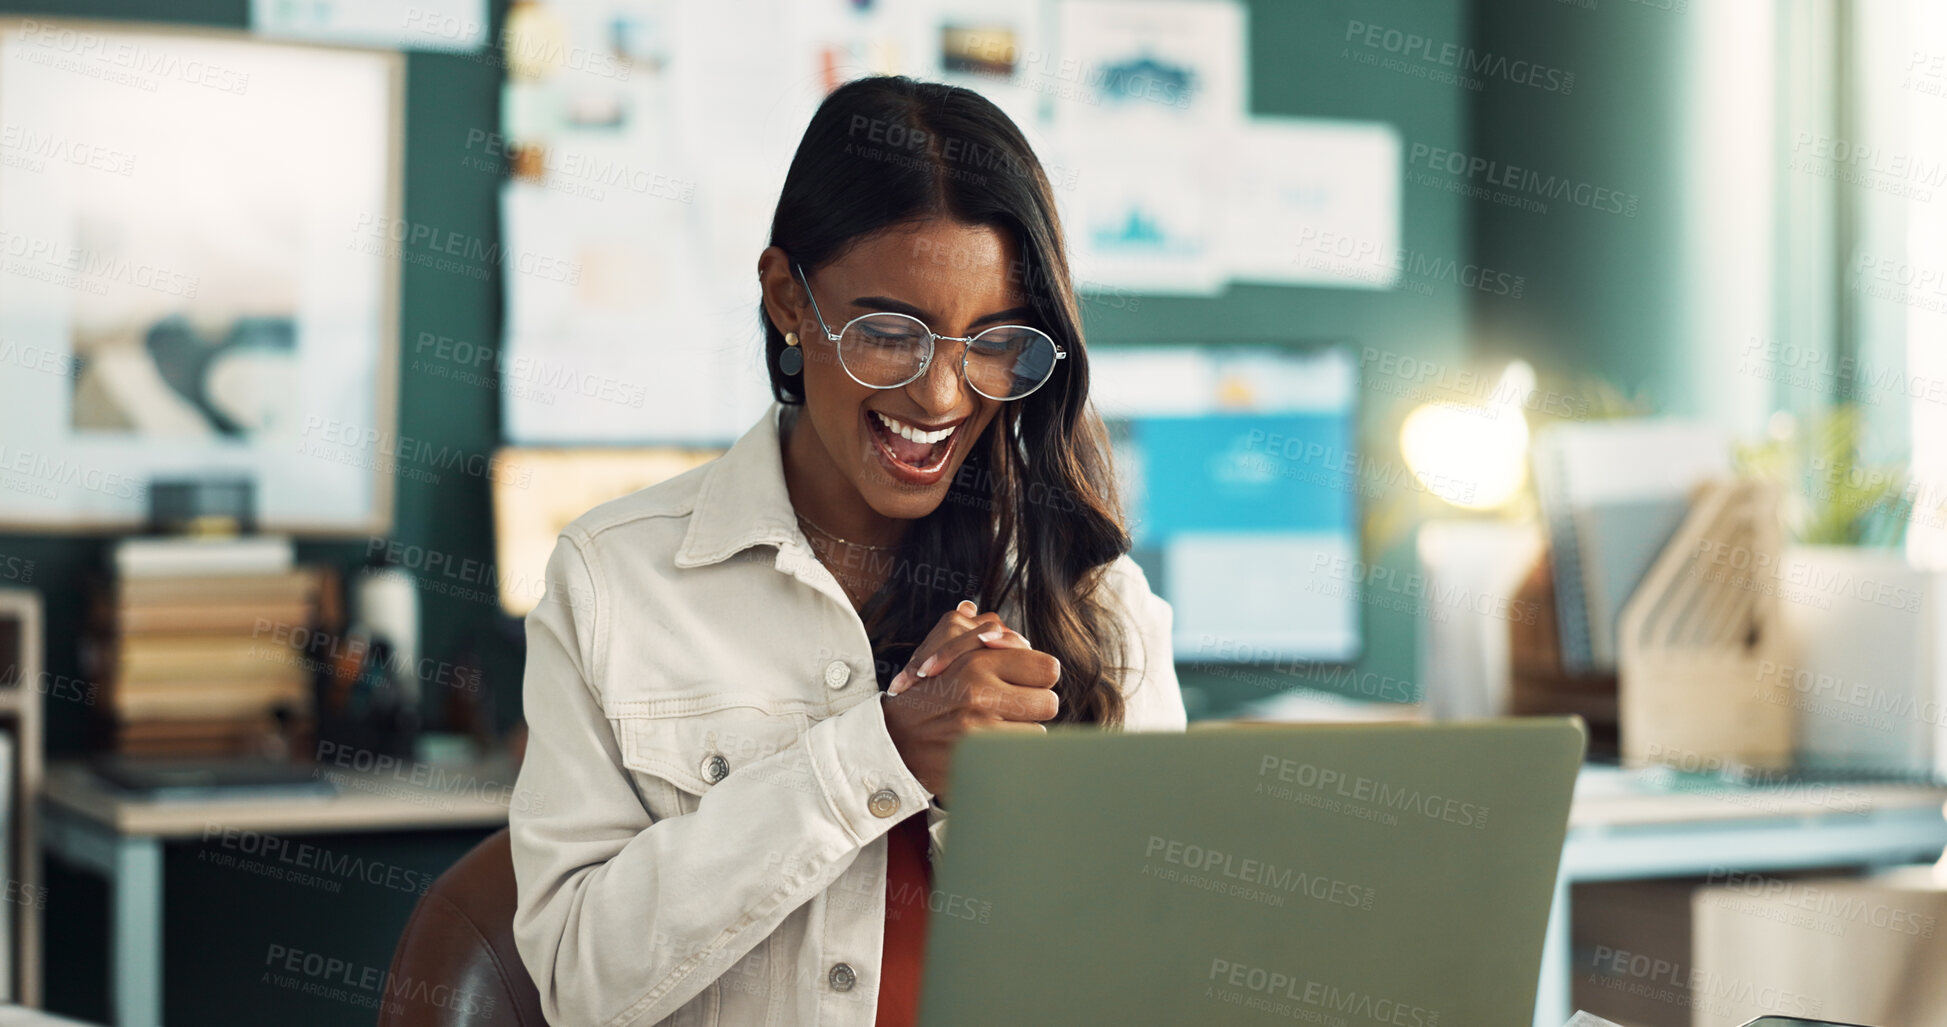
[702,753,729,784]
[824,661,851,689]
[828,963,856,992]
[868,789,900,818]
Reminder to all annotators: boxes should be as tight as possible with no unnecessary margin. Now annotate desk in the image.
[41,759,514,1027]
[0,1004,92,1025]
[40,756,1947,1026]
[1532,767,1947,1027]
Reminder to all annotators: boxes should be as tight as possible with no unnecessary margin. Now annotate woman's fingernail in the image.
[957,600,977,616]
[890,671,910,693]
[917,654,938,677]
[978,630,1003,643]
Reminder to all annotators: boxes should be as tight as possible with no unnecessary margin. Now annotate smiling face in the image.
[760,219,1030,538]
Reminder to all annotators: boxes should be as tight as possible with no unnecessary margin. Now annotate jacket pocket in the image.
[610,698,816,817]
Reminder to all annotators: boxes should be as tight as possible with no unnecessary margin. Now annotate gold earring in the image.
[780,332,803,375]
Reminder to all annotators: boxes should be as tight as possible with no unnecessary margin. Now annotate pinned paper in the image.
[1049,0,1246,296]
[1223,119,1403,287]
[252,0,489,52]
[1049,0,1247,129]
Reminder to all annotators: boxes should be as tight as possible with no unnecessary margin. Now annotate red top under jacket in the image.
[876,811,932,1026]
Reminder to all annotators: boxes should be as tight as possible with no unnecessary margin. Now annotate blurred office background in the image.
[0,0,1943,1024]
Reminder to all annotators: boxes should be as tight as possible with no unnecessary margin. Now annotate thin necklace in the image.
[795,511,898,552]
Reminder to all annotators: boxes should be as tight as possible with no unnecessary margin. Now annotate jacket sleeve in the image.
[509,535,932,1027]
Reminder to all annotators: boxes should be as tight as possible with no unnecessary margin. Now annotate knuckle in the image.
[946,676,974,705]
[966,685,999,715]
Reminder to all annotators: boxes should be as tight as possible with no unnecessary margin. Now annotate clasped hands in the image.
[880,599,1059,803]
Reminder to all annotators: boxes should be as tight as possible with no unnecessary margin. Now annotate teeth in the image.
[874,411,957,445]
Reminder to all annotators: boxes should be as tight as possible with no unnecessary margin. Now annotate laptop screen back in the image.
[919,719,1585,1026]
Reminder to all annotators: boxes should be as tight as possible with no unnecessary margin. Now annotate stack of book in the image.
[89,537,323,758]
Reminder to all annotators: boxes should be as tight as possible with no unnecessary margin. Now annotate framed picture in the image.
[0,18,402,534]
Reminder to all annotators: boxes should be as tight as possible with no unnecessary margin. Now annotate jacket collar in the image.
[674,402,803,569]
[677,402,1021,613]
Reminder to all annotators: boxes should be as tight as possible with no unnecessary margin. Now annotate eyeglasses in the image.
[793,263,1065,401]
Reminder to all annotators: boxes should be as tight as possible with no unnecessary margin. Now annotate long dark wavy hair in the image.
[763,76,1131,726]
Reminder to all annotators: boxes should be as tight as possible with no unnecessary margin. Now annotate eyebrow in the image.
[850,296,1038,330]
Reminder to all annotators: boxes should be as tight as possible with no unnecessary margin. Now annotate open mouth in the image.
[866,409,959,481]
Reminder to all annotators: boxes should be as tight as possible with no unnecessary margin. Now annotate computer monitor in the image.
[1091,344,1361,663]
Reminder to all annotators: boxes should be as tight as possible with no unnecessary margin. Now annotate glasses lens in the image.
[838,314,930,387]
[965,326,1060,400]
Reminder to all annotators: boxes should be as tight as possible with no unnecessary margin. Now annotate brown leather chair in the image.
[379,828,548,1027]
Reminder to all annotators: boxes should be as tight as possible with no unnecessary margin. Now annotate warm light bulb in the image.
[1397,362,1533,510]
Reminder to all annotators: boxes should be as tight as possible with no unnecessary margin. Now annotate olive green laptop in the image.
[918,718,1586,1026]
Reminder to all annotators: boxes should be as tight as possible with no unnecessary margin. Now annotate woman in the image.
[511,76,1186,1027]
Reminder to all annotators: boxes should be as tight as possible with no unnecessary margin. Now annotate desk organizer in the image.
[1618,480,1794,770]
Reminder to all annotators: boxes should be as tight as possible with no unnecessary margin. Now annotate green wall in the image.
[0,0,1486,1020]
[1467,0,1690,404]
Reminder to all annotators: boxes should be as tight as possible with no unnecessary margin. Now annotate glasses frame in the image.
[792,263,1066,401]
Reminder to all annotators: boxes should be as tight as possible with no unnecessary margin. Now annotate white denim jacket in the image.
[510,403,1187,1027]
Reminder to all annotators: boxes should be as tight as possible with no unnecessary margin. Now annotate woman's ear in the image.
[757,246,807,338]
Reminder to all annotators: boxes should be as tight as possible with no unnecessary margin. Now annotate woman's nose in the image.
[908,340,967,412]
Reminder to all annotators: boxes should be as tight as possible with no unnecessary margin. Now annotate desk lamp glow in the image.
[1397,361,1535,511]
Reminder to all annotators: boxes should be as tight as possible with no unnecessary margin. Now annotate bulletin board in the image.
[492,0,1401,446]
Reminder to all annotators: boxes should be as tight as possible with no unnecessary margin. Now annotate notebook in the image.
[1531,421,1730,672]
